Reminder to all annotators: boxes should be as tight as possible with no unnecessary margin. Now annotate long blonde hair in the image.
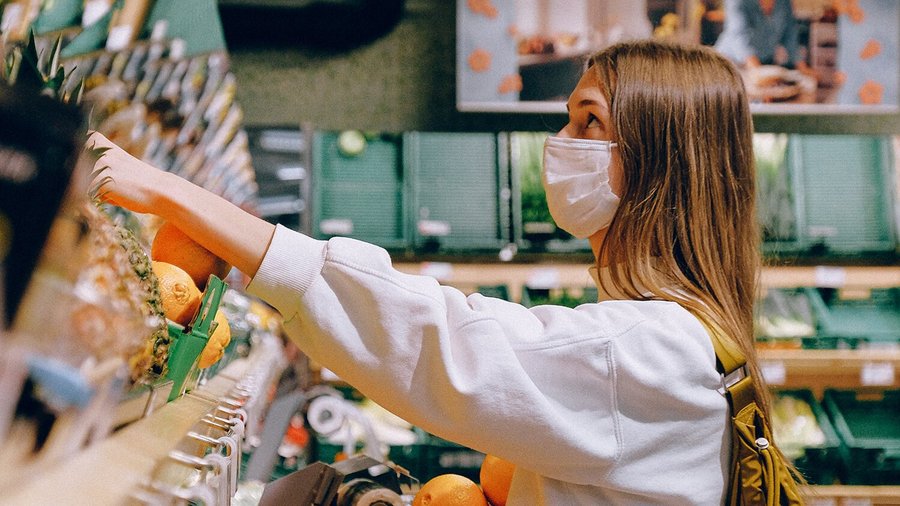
[589,40,773,433]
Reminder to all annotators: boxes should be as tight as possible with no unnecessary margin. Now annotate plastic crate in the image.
[476,285,511,301]
[789,135,896,255]
[822,389,900,485]
[806,287,900,349]
[521,286,598,308]
[420,435,485,483]
[404,132,511,252]
[755,288,817,349]
[311,131,409,249]
[771,390,842,484]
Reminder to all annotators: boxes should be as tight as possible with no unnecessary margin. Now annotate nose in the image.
[555,123,575,138]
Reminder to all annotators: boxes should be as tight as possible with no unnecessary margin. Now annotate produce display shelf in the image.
[0,357,252,506]
[0,394,217,505]
[760,349,900,392]
[393,263,900,304]
[804,485,900,504]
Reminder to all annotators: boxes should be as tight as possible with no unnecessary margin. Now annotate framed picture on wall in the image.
[456,0,900,114]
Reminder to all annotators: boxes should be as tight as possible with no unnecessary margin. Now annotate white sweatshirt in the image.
[247,225,730,505]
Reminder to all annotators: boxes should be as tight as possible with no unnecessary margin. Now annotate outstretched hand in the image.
[88,131,169,215]
[86,131,276,277]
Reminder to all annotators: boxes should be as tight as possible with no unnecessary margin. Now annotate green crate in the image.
[311,131,409,248]
[755,134,804,255]
[755,288,817,349]
[405,132,511,251]
[420,435,485,483]
[476,285,511,301]
[521,286,598,308]
[772,390,842,484]
[788,135,896,255]
[806,287,900,348]
[822,390,900,485]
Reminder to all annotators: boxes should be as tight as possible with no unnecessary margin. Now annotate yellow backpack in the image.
[707,324,805,506]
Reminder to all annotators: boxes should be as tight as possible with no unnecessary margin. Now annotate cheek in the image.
[609,152,625,197]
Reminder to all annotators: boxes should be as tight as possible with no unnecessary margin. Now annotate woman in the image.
[92,40,796,504]
[714,0,811,73]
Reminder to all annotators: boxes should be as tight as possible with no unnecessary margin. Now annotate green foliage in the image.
[514,132,553,224]
[754,134,796,242]
[2,30,84,105]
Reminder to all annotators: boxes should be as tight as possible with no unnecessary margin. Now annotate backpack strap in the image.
[701,320,756,417]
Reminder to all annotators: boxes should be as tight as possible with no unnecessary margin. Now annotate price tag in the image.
[861,362,895,386]
[814,266,846,288]
[760,360,786,386]
[319,218,354,236]
[420,262,453,282]
[417,220,452,237]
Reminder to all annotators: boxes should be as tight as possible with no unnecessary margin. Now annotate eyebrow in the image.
[567,98,605,112]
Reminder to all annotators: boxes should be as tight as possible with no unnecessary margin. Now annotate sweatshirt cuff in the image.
[246,225,327,314]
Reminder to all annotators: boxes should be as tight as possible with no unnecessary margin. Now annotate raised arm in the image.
[89,131,275,277]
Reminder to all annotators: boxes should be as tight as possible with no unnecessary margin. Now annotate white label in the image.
[319,218,353,236]
[523,222,555,234]
[420,262,453,282]
[418,220,451,237]
[807,225,839,238]
[527,268,560,289]
[760,361,787,385]
[83,0,111,27]
[841,499,872,506]
[806,498,837,506]
[814,266,846,288]
[105,25,133,51]
[861,362,895,386]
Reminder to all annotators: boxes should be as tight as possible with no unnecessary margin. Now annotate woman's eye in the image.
[586,115,600,128]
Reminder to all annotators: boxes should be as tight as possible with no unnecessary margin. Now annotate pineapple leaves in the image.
[17,32,44,90]
[3,32,71,100]
[88,174,113,200]
[66,76,85,105]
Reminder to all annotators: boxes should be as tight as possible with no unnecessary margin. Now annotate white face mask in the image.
[541,136,620,239]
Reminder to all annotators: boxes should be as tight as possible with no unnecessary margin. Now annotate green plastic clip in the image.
[165,275,228,402]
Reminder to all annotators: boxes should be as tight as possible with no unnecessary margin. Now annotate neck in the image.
[589,227,609,266]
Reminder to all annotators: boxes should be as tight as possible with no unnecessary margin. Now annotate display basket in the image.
[822,389,900,485]
[165,275,228,402]
[755,288,817,349]
[772,389,842,484]
[807,287,900,349]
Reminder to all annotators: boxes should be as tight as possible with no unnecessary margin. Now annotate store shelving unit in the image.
[1,339,283,506]
[392,263,900,305]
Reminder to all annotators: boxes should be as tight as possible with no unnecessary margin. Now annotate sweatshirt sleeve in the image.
[246,225,624,484]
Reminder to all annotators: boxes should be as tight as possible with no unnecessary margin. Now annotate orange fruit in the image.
[480,455,515,506]
[413,474,488,506]
[152,261,201,327]
[151,222,231,290]
[198,310,231,369]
